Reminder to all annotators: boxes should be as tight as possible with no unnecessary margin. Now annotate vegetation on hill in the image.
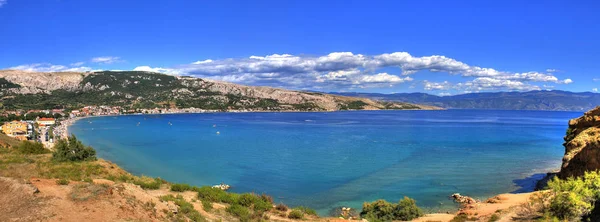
[52,135,97,162]
[0,70,430,111]
[528,171,600,221]
[360,197,424,221]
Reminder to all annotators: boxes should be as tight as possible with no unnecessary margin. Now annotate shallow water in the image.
[70,110,581,215]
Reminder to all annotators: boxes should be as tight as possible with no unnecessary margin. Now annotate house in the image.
[36,117,56,126]
[2,120,30,140]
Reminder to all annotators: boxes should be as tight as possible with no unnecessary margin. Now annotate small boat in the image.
[216,131,220,135]
[212,124,216,127]
[136,122,140,126]
[168,122,172,126]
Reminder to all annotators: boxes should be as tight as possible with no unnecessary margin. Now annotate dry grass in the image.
[0,177,47,221]
[70,183,111,201]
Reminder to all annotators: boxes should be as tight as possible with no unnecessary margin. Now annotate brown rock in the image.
[558,106,600,179]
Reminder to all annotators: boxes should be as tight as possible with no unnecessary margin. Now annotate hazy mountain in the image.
[333,91,600,111]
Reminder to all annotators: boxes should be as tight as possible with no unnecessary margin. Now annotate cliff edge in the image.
[558,106,600,179]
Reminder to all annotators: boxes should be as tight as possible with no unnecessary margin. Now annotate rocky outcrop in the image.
[558,106,600,179]
[0,70,88,94]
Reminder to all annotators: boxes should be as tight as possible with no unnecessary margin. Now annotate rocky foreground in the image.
[559,106,600,178]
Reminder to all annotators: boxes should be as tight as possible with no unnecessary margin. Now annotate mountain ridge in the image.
[332,90,600,111]
[0,70,439,111]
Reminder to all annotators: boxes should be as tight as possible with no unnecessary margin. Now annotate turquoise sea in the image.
[69,110,581,215]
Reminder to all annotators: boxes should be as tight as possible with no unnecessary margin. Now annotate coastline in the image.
[60,110,561,219]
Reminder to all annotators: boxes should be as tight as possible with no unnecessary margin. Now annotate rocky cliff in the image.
[0,70,439,111]
[558,106,600,178]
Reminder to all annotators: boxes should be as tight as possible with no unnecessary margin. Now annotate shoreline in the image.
[59,111,558,218]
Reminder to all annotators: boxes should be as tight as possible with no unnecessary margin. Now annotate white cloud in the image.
[5,51,572,91]
[593,88,598,92]
[424,81,453,90]
[70,62,85,66]
[192,59,213,64]
[133,66,182,75]
[546,69,558,73]
[561,78,573,84]
[9,63,92,72]
[0,0,6,7]
[593,78,600,82]
[91,56,122,64]
[438,92,452,96]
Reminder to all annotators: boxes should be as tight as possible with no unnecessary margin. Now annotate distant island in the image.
[333,90,600,111]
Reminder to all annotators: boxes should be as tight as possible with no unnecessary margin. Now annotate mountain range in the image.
[333,91,600,111]
[0,70,437,111]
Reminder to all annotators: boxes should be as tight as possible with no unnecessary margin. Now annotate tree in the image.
[52,135,96,162]
[360,197,424,222]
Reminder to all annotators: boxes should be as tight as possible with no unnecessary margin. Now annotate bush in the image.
[488,214,500,222]
[202,200,213,211]
[171,183,193,192]
[17,141,48,154]
[276,203,288,211]
[360,197,424,221]
[288,209,304,219]
[541,171,600,220]
[56,178,69,185]
[133,176,165,190]
[238,193,260,207]
[294,206,317,216]
[226,204,250,221]
[52,135,96,162]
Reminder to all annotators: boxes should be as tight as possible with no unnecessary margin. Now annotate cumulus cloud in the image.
[133,51,570,91]
[9,63,92,72]
[132,66,182,75]
[0,0,6,7]
[6,51,572,91]
[91,56,122,64]
[593,88,598,92]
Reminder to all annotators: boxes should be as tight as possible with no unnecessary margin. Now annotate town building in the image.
[1,120,30,140]
[36,117,56,127]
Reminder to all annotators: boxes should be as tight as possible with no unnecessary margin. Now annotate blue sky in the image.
[1,0,599,94]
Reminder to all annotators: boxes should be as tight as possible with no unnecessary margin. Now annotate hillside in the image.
[334,91,600,111]
[559,106,600,178]
[0,70,438,111]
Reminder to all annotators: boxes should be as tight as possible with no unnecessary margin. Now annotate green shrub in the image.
[202,200,213,211]
[237,193,260,207]
[171,183,193,192]
[56,178,69,185]
[288,209,304,219]
[52,135,96,162]
[226,204,250,221]
[488,214,500,222]
[196,186,240,203]
[17,141,48,154]
[542,171,600,220]
[133,177,164,190]
[294,206,317,216]
[253,198,273,213]
[360,197,423,221]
